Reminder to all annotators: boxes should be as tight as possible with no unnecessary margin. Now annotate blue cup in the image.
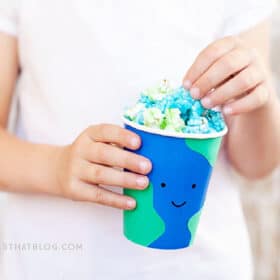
[123,119,227,249]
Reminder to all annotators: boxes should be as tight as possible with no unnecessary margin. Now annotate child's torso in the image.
[3,1,252,279]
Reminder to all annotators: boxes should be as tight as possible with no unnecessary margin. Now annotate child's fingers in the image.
[190,48,252,99]
[84,142,152,175]
[183,36,240,88]
[222,83,268,115]
[86,124,141,150]
[75,182,136,210]
[200,63,264,109]
[80,161,150,190]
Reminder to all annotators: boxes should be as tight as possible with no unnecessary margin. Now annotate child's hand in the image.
[183,36,269,115]
[55,124,152,210]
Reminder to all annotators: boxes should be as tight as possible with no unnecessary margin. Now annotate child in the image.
[0,0,279,279]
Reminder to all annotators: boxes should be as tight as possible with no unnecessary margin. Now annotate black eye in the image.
[161,182,166,188]
[192,184,196,189]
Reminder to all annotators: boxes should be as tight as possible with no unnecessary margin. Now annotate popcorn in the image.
[185,117,210,133]
[141,79,173,101]
[204,110,226,132]
[124,103,145,121]
[143,108,164,128]
[164,108,185,132]
[124,80,226,134]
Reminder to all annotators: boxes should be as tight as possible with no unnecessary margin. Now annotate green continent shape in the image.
[187,210,202,246]
[124,183,165,246]
[185,137,222,167]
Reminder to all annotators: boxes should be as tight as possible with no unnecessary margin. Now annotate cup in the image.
[123,118,227,250]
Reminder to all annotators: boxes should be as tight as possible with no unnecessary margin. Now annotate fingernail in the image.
[130,137,140,148]
[183,80,192,89]
[136,176,149,188]
[139,161,151,173]
[201,97,213,108]
[190,87,200,99]
[223,106,233,115]
[127,199,136,209]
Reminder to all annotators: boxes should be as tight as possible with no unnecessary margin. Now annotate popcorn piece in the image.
[141,80,173,101]
[143,108,164,128]
[186,116,210,133]
[205,110,226,132]
[164,108,185,132]
[124,103,145,121]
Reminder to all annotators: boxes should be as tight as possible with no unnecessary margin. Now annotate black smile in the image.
[171,201,187,208]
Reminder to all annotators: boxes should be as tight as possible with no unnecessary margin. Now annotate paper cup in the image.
[123,118,228,250]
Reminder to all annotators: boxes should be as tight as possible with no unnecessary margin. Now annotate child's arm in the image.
[226,22,280,179]
[183,21,280,179]
[0,33,151,209]
[0,34,63,194]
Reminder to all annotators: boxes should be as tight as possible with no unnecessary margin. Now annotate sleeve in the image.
[0,0,19,36]
[220,0,278,36]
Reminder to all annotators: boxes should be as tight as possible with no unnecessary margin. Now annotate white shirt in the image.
[0,0,275,279]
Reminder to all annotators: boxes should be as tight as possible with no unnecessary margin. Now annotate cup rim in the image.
[123,117,228,139]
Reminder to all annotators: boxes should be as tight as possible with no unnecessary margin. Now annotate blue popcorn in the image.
[139,94,155,108]
[191,101,205,116]
[205,110,225,132]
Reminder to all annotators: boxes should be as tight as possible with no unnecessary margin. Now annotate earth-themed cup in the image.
[123,118,228,250]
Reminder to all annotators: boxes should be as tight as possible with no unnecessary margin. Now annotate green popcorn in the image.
[124,103,145,121]
[164,108,185,132]
[142,80,173,101]
[143,108,164,128]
